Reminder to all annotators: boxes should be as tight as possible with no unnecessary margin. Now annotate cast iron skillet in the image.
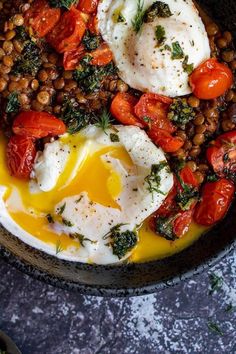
[0,0,235,297]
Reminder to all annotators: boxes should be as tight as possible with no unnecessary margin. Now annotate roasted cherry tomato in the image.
[173,209,193,238]
[207,130,236,178]
[7,135,36,179]
[179,166,199,188]
[110,92,144,127]
[88,14,99,35]
[194,178,235,226]
[13,111,66,139]
[134,93,174,133]
[24,0,61,38]
[90,43,113,66]
[189,58,233,100]
[155,182,178,218]
[148,127,184,153]
[77,0,99,14]
[47,7,86,53]
[63,45,85,70]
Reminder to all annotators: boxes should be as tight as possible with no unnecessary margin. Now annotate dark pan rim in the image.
[0,225,235,297]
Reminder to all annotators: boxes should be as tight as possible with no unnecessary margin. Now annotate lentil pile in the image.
[0,0,236,241]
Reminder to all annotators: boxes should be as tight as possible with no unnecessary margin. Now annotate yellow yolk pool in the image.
[0,133,207,263]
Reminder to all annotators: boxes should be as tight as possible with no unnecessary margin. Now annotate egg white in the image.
[98,0,210,97]
[0,126,173,264]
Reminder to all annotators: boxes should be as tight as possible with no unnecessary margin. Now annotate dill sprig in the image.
[95,109,113,133]
[55,240,63,255]
[132,0,145,33]
[207,320,224,336]
[70,233,97,247]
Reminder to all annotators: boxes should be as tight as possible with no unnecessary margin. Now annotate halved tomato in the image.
[77,0,99,14]
[46,7,86,53]
[148,127,184,153]
[7,135,36,179]
[63,45,85,70]
[110,92,144,127]
[90,43,113,66]
[24,0,61,38]
[13,111,66,139]
[134,93,174,133]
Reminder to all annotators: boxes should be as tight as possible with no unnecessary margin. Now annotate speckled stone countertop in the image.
[0,252,235,354]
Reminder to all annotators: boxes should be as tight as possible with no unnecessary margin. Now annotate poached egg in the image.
[97,0,210,97]
[0,125,173,264]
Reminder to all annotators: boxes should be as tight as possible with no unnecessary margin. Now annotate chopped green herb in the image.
[57,203,66,215]
[61,98,93,134]
[176,187,199,211]
[206,174,219,182]
[164,44,171,51]
[132,0,145,33]
[49,0,77,9]
[145,162,169,195]
[155,25,166,46]
[55,240,63,255]
[168,98,196,128]
[144,1,172,22]
[46,214,54,224]
[207,320,224,336]
[82,30,101,51]
[70,233,97,247]
[104,224,137,259]
[75,196,84,203]
[171,41,184,60]
[62,218,74,227]
[155,216,177,241]
[209,273,223,295]
[110,133,120,142]
[5,92,20,114]
[95,109,113,133]
[73,56,117,93]
[182,55,194,74]
[15,25,30,41]
[12,41,42,76]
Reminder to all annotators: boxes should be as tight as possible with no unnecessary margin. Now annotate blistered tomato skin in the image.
[7,136,36,179]
[24,0,61,38]
[46,7,86,53]
[194,179,235,226]
[110,92,143,127]
[189,58,233,100]
[13,111,66,139]
[206,130,236,177]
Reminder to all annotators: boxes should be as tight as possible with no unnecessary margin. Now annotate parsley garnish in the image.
[49,0,77,9]
[57,203,66,216]
[82,30,101,51]
[155,25,166,46]
[168,98,196,128]
[117,13,126,23]
[171,41,184,60]
[5,92,20,114]
[132,0,145,33]
[110,133,120,142]
[62,218,74,227]
[104,224,137,259]
[207,321,224,336]
[182,55,194,74]
[145,162,169,196]
[155,216,177,241]
[144,1,172,22]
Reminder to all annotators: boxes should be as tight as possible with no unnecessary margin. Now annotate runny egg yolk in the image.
[0,133,207,262]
